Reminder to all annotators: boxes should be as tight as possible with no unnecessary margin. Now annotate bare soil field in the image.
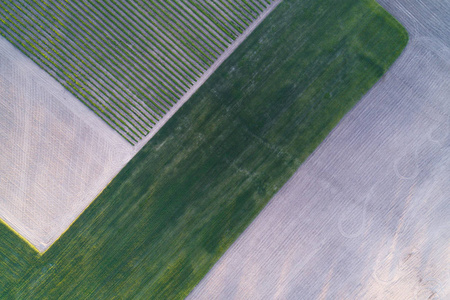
[188,1,450,299]
[0,36,134,252]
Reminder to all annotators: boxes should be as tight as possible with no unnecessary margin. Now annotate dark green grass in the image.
[0,0,407,298]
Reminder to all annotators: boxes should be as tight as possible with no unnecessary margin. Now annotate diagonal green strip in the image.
[0,0,407,299]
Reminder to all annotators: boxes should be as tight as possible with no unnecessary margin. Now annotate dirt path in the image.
[187,1,450,299]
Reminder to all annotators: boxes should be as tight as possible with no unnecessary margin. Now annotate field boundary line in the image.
[132,0,282,154]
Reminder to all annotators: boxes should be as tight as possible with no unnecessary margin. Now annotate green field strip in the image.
[0,0,407,298]
[0,221,38,299]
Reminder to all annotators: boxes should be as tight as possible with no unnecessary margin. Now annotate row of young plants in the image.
[19,0,173,138]
[50,1,179,113]
[168,1,232,47]
[0,0,275,144]
[202,1,248,32]
[81,0,195,95]
[150,0,223,60]
[188,0,239,40]
[132,1,214,68]
[85,0,195,90]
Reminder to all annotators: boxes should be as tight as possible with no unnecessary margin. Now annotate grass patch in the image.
[0,0,407,298]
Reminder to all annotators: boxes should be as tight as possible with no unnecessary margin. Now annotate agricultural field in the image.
[0,0,407,298]
[0,1,277,254]
[189,0,450,299]
[0,36,133,252]
[0,0,275,145]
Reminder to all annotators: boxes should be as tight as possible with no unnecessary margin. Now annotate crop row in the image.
[0,0,275,144]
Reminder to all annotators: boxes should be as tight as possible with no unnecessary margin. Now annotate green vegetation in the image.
[0,0,407,298]
[0,0,273,144]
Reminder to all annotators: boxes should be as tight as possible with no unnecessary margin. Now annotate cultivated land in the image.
[189,0,450,299]
[0,0,406,298]
[0,0,275,144]
[0,0,279,253]
[0,36,133,252]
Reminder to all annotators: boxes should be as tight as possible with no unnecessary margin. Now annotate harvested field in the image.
[0,0,276,144]
[0,36,133,252]
[188,0,450,299]
[0,0,406,298]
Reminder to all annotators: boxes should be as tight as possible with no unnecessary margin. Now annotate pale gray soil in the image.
[0,36,134,252]
[188,1,450,299]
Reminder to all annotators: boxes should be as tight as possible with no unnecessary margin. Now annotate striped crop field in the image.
[0,0,274,144]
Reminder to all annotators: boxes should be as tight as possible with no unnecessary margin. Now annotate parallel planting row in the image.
[0,0,274,144]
